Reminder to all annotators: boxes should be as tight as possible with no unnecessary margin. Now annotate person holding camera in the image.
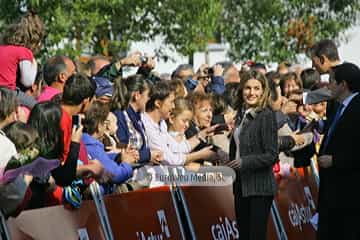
[94,51,157,83]
[174,63,225,95]
[193,64,225,95]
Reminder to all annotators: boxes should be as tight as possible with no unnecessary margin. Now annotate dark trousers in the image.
[317,206,360,240]
[235,194,273,240]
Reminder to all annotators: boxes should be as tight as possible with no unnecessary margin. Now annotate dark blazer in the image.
[318,93,360,209]
[113,106,151,164]
[229,107,278,197]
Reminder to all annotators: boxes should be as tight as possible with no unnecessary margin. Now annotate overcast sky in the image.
[339,25,360,66]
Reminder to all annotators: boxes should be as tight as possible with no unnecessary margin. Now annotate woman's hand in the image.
[77,160,104,178]
[121,148,139,164]
[281,100,298,115]
[117,51,142,68]
[185,162,201,172]
[291,133,305,146]
[213,64,224,77]
[197,146,216,160]
[150,149,163,165]
[71,125,83,143]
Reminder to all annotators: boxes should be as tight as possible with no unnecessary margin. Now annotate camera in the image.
[72,115,82,130]
[213,124,229,134]
[139,56,148,65]
[204,67,214,76]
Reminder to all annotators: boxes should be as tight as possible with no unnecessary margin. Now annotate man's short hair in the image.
[62,73,96,106]
[173,64,194,78]
[43,56,68,85]
[332,62,360,92]
[0,87,18,122]
[310,39,340,61]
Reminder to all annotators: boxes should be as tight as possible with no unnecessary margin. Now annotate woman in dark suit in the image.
[226,70,278,240]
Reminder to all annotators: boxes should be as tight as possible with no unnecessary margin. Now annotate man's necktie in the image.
[322,103,344,151]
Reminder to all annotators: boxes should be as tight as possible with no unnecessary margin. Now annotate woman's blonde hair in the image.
[171,97,193,118]
[169,78,187,98]
[236,70,270,110]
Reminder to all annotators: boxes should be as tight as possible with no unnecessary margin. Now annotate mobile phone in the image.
[213,124,229,134]
[72,115,81,129]
[139,56,148,65]
[204,67,214,76]
[298,120,318,134]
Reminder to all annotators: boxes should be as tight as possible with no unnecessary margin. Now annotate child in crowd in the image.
[143,81,216,166]
[1,122,59,217]
[0,13,45,109]
[168,98,193,143]
[0,13,44,89]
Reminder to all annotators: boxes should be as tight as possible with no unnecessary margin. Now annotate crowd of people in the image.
[1,13,360,240]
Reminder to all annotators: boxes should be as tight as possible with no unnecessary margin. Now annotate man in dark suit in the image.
[317,62,360,240]
[289,39,342,105]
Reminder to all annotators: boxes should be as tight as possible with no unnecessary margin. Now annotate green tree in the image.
[0,0,222,62]
[221,0,360,63]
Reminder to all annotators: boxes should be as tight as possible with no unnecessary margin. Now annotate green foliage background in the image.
[221,0,360,63]
[0,0,359,63]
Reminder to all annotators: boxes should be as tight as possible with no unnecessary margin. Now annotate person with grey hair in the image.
[310,39,341,74]
[173,64,194,80]
[173,64,197,92]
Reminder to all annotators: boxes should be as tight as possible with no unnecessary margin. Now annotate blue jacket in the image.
[113,106,151,163]
[82,133,133,184]
[207,76,225,95]
[185,76,225,95]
